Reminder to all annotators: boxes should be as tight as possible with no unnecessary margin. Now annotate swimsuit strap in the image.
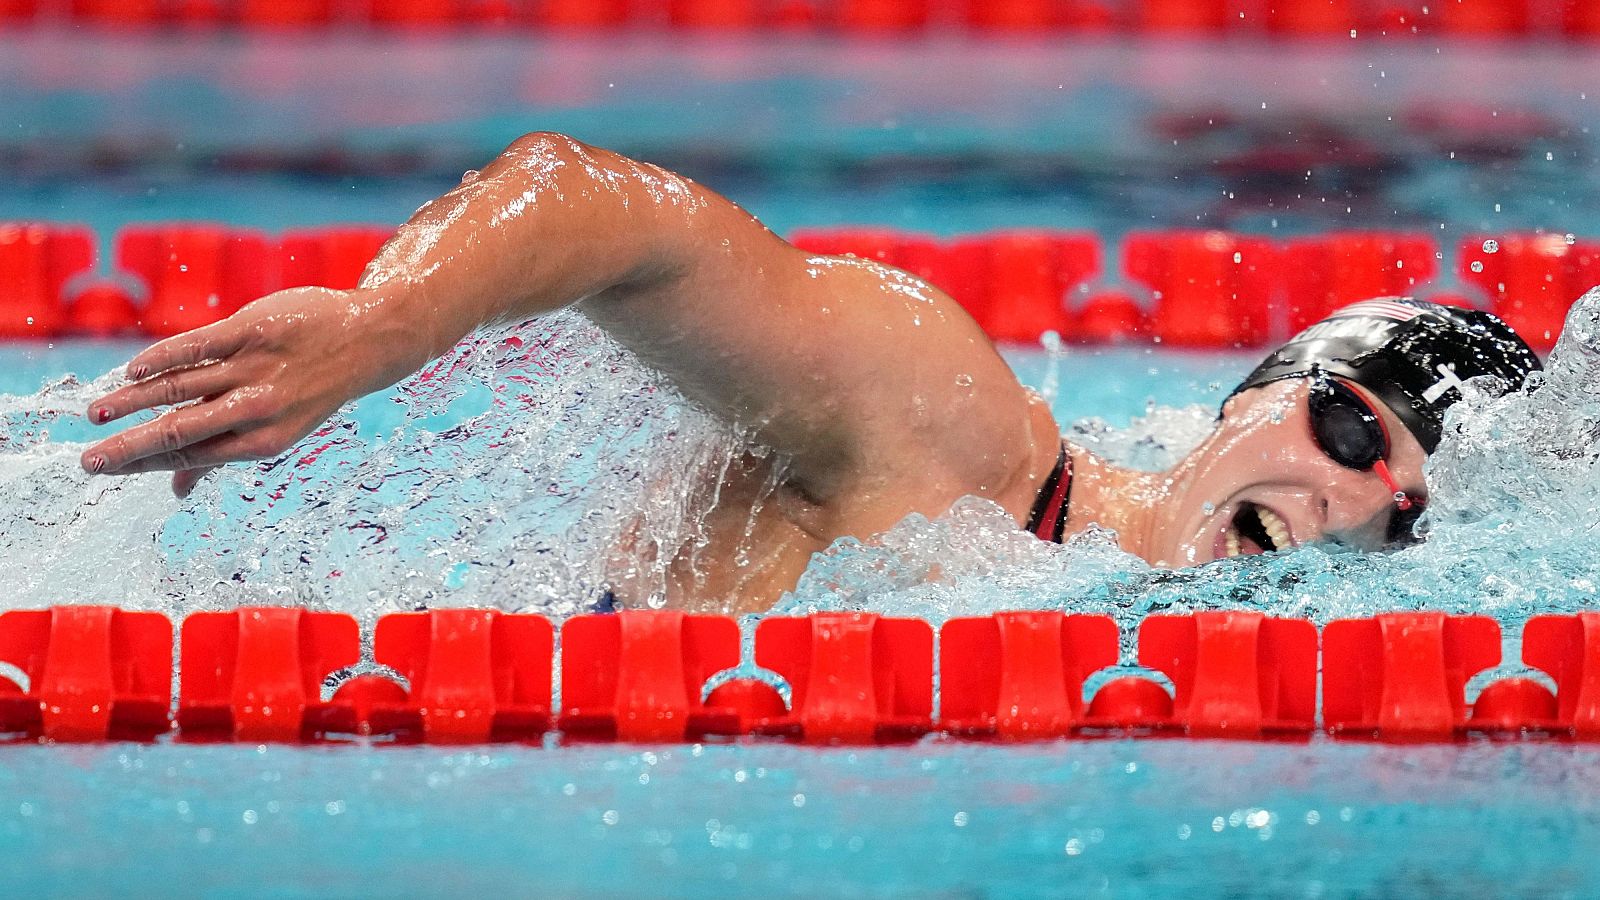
[1026,444,1073,544]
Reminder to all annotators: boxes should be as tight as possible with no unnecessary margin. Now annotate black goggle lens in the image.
[1308,378,1387,471]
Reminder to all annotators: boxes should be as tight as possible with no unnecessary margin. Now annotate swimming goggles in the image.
[1306,374,1414,513]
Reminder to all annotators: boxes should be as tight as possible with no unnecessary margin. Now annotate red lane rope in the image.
[2,0,1593,39]
[0,222,1584,350]
[0,605,1592,745]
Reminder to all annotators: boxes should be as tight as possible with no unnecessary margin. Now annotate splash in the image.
[0,312,749,626]
[775,289,1600,639]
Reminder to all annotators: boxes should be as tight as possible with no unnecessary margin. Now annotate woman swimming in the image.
[76,133,1542,612]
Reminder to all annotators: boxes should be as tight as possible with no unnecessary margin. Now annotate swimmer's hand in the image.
[81,286,421,498]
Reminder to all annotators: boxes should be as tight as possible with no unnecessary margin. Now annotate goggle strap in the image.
[1371,459,1413,511]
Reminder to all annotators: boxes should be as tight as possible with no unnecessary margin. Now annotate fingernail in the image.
[85,455,105,474]
[94,407,112,424]
[130,364,148,380]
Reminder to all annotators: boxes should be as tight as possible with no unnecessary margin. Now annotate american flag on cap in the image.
[1329,298,1425,323]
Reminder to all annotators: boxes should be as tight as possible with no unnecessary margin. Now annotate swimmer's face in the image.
[1153,378,1429,567]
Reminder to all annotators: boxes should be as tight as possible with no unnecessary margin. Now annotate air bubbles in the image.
[1482,239,1500,254]
[1470,260,1484,273]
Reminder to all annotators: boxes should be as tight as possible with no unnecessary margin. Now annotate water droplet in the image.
[1482,239,1499,254]
[1471,260,1484,273]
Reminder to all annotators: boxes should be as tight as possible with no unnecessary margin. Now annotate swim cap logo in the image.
[1421,363,1468,404]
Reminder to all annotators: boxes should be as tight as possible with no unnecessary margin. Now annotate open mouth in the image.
[1222,502,1294,558]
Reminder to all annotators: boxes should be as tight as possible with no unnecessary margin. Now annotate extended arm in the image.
[83,134,1037,505]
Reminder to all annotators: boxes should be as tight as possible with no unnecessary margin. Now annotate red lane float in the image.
[839,0,931,30]
[669,0,762,27]
[1074,292,1145,343]
[65,283,142,337]
[973,231,1097,344]
[1322,612,1499,739]
[1459,234,1599,352]
[1569,0,1600,37]
[1439,0,1529,35]
[237,0,335,25]
[179,607,360,742]
[1522,612,1600,738]
[369,0,463,26]
[965,0,1063,30]
[1081,611,1316,735]
[117,225,275,337]
[0,223,94,339]
[754,612,933,743]
[531,0,630,27]
[1124,230,1275,348]
[1267,0,1362,35]
[372,609,552,742]
[6,223,1585,347]
[1135,0,1227,33]
[559,610,740,741]
[70,0,163,26]
[940,611,1117,739]
[0,0,37,24]
[6,0,1587,35]
[280,226,392,291]
[0,607,1598,743]
[0,606,170,741]
[1282,232,1437,334]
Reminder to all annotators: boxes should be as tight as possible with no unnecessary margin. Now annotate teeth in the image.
[1257,506,1293,551]
[1226,525,1241,558]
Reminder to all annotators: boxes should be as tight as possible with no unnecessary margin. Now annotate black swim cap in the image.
[1228,298,1542,453]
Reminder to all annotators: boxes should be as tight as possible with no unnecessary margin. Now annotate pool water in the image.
[7,26,1600,900]
[5,740,1600,898]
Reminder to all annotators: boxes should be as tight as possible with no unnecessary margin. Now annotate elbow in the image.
[502,131,590,164]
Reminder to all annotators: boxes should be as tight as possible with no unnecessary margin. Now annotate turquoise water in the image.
[5,740,1600,898]
[8,27,1600,900]
[5,33,1599,243]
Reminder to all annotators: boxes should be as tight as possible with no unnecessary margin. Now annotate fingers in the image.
[93,431,261,477]
[173,465,220,499]
[122,321,249,383]
[81,395,254,475]
[88,362,237,425]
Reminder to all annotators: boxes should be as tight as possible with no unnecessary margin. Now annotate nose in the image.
[1318,461,1403,540]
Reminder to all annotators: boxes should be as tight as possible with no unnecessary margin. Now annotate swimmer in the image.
[77,134,1542,612]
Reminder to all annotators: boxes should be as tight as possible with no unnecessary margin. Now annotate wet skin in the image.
[78,133,1425,612]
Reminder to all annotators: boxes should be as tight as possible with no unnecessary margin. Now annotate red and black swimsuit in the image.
[1026,444,1073,544]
